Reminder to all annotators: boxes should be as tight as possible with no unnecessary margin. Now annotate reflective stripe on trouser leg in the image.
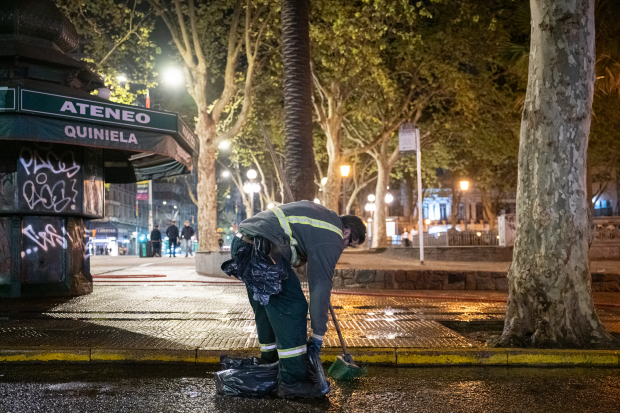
[277,344,307,359]
[260,342,277,352]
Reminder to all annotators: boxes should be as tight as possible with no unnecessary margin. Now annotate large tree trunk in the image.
[493,0,617,348]
[371,158,389,248]
[196,110,219,252]
[282,0,315,202]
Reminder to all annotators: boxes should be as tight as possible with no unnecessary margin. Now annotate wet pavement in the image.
[0,364,619,412]
[0,256,617,352]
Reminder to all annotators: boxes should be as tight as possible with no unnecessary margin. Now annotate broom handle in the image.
[329,303,348,355]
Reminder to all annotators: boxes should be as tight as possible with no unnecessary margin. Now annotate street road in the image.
[0,364,618,412]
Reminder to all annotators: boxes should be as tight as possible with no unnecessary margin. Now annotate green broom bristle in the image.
[328,355,368,381]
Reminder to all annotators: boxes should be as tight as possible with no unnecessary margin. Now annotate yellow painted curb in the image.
[197,348,257,364]
[321,347,396,364]
[0,348,90,363]
[396,348,508,366]
[1,347,618,367]
[91,349,196,363]
[506,349,619,367]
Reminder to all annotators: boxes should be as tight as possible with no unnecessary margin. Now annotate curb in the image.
[1,347,618,367]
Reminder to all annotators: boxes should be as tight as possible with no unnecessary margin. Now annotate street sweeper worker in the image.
[230,200,366,398]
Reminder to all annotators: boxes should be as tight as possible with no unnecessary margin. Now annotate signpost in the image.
[399,124,424,265]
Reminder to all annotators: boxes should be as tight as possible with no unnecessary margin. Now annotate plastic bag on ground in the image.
[215,356,279,397]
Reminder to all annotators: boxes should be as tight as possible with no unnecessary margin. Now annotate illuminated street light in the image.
[460,180,469,191]
[173,205,177,209]
[243,182,260,193]
[163,201,167,205]
[219,140,230,150]
[314,198,321,204]
[117,74,128,83]
[162,66,184,86]
[365,203,376,212]
[385,193,394,204]
[267,203,275,209]
[340,165,351,177]
[221,170,230,178]
[425,219,431,225]
[368,194,376,202]
[321,177,327,186]
[247,169,257,180]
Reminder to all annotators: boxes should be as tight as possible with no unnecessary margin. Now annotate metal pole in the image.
[148,180,153,233]
[342,178,347,215]
[416,129,424,265]
[249,190,254,218]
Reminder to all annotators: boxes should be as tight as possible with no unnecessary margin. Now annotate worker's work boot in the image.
[276,380,329,399]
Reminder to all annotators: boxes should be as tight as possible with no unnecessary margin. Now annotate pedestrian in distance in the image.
[224,200,366,398]
[166,220,179,257]
[402,228,410,247]
[181,220,195,258]
[150,225,162,257]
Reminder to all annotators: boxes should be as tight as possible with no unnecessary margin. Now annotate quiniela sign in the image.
[20,89,177,133]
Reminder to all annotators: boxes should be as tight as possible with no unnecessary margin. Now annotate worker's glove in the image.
[307,336,323,354]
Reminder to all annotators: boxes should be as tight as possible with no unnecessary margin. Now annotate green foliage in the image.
[56,0,159,104]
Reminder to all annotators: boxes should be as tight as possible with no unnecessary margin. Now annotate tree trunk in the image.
[493,0,617,348]
[372,158,389,248]
[282,0,315,202]
[402,176,413,224]
[196,110,219,252]
[450,179,461,229]
[323,124,343,212]
[480,188,497,231]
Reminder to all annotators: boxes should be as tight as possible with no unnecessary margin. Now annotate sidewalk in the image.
[0,256,618,366]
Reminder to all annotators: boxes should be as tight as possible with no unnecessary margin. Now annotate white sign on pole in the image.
[399,127,419,152]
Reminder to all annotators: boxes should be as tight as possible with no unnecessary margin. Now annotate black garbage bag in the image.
[215,356,279,397]
[221,236,288,306]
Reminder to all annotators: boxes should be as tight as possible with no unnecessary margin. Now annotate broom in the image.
[327,303,367,380]
[259,122,365,381]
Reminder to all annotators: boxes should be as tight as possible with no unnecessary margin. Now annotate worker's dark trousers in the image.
[232,237,309,385]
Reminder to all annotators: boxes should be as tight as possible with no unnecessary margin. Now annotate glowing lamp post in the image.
[244,169,259,218]
[459,180,469,230]
[340,165,351,214]
[365,194,376,247]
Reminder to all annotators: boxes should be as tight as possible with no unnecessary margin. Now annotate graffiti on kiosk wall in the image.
[19,147,81,213]
[22,223,72,255]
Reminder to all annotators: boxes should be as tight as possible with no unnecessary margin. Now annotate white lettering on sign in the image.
[60,101,77,113]
[60,100,151,125]
[64,125,138,145]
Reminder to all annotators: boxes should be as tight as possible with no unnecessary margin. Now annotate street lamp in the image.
[459,180,469,230]
[117,74,128,83]
[244,169,259,218]
[221,170,230,178]
[314,198,321,204]
[321,177,328,186]
[365,201,376,248]
[162,66,184,86]
[340,165,351,215]
[219,140,230,150]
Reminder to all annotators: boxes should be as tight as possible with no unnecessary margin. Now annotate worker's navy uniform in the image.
[232,201,345,385]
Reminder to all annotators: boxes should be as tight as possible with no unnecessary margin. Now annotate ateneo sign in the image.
[20,89,178,133]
